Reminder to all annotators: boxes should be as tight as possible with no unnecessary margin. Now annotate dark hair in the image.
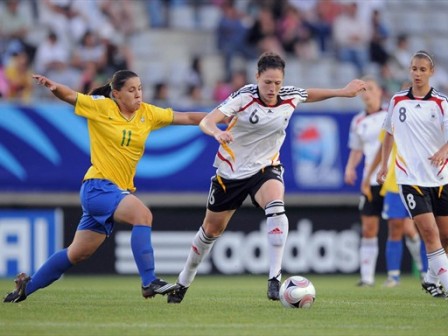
[89,70,138,96]
[412,50,435,68]
[257,52,285,75]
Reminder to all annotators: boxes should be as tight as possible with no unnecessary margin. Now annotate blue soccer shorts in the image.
[382,191,409,220]
[78,179,130,236]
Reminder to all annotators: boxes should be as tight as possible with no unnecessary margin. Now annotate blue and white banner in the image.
[0,103,361,194]
[0,209,63,277]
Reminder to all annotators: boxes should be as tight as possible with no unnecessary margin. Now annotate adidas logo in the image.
[192,245,200,255]
[416,104,421,108]
[437,267,447,276]
[268,109,273,113]
[268,227,283,234]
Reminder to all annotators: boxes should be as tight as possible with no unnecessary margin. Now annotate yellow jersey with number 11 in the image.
[74,93,174,192]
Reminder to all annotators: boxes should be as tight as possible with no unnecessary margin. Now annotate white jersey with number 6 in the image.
[383,88,448,186]
[214,84,308,179]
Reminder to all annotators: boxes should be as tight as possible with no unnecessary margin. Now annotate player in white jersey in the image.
[378,50,448,298]
[344,77,387,287]
[167,52,367,303]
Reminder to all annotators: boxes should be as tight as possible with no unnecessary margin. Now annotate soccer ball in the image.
[279,275,316,309]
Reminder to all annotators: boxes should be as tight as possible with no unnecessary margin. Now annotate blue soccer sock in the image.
[25,249,73,296]
[420,240,428,273]
[385,240,403,279]
[131,225,156,287]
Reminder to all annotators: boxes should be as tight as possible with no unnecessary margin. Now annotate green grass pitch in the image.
[0,274,446,336]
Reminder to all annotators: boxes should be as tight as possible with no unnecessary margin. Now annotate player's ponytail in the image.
[88,70,139,97]
[89,83,112,97]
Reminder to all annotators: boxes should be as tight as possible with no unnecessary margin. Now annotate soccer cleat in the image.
[421,282,447,298]
[141,278,179,299]
[267,277,280,300]
[3,272,30,303]
[167,284,189,304]
[356,280,374,287]
[383,277,400,288]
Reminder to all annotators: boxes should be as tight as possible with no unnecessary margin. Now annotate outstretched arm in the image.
[33,74,78,106]
[172,111,208,125]
[306,79,366,103]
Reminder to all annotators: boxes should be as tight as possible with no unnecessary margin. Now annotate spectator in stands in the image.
[379,62,402,102]
[152,82,171,108]
[39,0,89,47]
[182,84,208,109]
[186,56,204,88]
[99,0,137,36]
[308,0,342,54]
[212,69,247,103]
[246,5,284,59]
[216,0,256,81]
[0,0,36,66]
[71,31,106,71]
[369,9,389,67]
[71,30,107,93]
[98,25,134,79]
[33,31,71,75]
[277,4,319,61]
[3,69,207,303]
[389,34,413,82]
[144,0,169,28]
[333,2,371,76]
[4,51,33,102]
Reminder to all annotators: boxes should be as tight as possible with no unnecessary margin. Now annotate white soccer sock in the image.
[424,266,440,285]
[265,200,289,281]
[425,248,448,288]
[360,237,378,284]
[178,227,217,287]
[405,235,423,272]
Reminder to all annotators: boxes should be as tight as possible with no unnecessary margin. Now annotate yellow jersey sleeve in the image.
[74,94,174,191]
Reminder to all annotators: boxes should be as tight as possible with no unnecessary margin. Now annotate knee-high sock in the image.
[360,237,378,284]
[426,248,448,289]
[25,249,73,296]
[386,239,402,279]
[405,235,424,272]
[178,227,217,287]
[265,200,288,281]
[131,225,155,287]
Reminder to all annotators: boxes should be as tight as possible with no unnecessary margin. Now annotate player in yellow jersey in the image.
[363,129,427,288]
[4,70,207,303]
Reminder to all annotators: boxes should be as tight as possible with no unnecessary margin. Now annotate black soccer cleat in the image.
[142,279,179,299]
[3,272,30,303]
[421,282,447,298]
[267,277,280,301]
[167,284,189,304]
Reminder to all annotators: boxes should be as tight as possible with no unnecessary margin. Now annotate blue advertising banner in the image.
[0,209,63,277]
[0,103,361,194]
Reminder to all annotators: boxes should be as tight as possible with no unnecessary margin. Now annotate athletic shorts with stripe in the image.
[207,165,284,212]
[399,184,448,218]
[359,185,383,216]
